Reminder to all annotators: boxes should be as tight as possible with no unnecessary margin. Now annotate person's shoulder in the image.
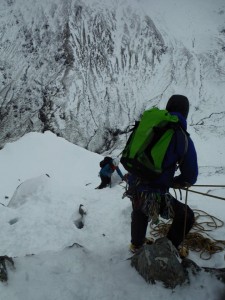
[170,112,187,130]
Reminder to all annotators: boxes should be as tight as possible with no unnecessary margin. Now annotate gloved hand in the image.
[122,173,129,182]
[171,182,186,189]
[171,177,191,189]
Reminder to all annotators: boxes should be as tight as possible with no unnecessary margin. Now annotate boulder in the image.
[131,237,186,288]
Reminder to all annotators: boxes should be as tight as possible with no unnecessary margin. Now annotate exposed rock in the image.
[181,258,225,284]
[131,237,186,288]
[0,0,224,153]
[0,256,15,282]
[131,238,225,289]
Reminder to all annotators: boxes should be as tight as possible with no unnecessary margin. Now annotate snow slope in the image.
[0,131,224,299]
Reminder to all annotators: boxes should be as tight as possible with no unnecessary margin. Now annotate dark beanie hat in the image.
[166,95,189,119]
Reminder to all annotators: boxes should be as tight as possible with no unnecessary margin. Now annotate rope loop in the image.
[150,209,225,260]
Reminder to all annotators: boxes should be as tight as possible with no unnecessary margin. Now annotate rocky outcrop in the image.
[0,0,224,152]
[131,237,225,289]
[131,237,186,288]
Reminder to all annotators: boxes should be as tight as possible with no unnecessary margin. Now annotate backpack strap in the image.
[177,126,189,168]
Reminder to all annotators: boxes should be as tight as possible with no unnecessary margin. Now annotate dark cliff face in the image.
[0,0,224,153]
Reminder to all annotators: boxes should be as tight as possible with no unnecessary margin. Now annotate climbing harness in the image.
[122,179,175,224]
[122,181,225,259]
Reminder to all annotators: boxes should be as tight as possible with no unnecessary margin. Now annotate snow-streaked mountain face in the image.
[0,0,225,154]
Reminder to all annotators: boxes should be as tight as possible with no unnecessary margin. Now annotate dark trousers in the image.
[131,195,194,248]
[97,175,111,189]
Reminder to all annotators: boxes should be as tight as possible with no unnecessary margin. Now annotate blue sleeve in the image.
[116,167,124,179]
[100,164,113,177]
[175,137,198,185]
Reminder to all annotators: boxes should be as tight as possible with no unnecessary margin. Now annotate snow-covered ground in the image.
[0,131,224,300]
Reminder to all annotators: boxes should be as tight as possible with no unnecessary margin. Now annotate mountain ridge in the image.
[0,0,224,153]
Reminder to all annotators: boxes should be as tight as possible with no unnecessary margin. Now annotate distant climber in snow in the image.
[96,157,124,189]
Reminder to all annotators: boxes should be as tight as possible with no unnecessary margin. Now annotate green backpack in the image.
[120,107,187,180]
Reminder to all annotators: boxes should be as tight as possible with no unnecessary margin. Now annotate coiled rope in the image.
[121,180,225,259]
[150,208,225,260]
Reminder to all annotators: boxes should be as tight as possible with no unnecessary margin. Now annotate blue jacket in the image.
[100,163,124,179]
[128,112,198,191]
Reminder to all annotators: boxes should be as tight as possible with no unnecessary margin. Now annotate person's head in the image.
[166,95,189,119]
[112,157,120,167]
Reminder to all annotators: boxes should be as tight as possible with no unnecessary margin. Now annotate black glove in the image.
[171,182,186,189]
[171,177,191,189]
[122,173,129,182]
